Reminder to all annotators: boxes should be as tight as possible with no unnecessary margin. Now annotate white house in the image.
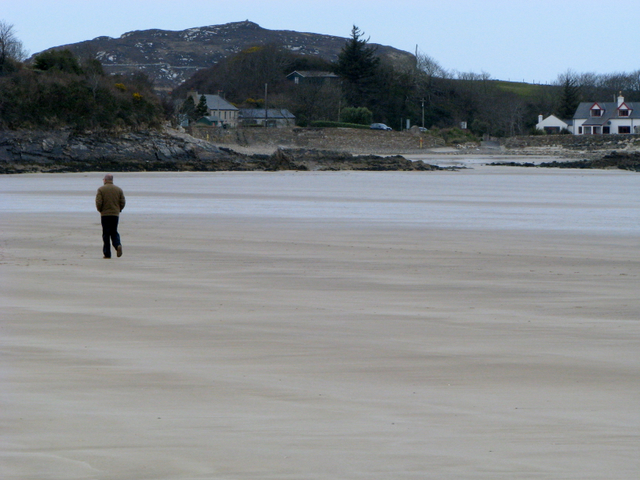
[536,114,571,134]
[187,92,239,127]
[572,94,640,135]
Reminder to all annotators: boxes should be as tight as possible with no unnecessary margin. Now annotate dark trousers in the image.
[101,216,121,258]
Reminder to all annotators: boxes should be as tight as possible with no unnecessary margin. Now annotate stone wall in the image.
[187,126,446,154]
[502,134,640,151]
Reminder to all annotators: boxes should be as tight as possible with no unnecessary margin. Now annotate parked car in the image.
[370,123,392,131]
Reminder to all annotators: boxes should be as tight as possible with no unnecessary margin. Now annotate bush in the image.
[33,49,83,75]
[0,50,164,131]
[340,106,373,125]
[440,127,479,145]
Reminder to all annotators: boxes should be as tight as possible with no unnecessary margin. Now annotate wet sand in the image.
[1,170,639,479]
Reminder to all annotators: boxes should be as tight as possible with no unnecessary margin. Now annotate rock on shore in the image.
[0,129,442,173]
[490,151,640,172]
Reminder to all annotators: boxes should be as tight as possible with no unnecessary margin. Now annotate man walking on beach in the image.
[96,174,125,259]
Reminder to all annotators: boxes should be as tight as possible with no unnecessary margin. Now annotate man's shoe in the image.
[103,256,111,259]
[116,245,123,257]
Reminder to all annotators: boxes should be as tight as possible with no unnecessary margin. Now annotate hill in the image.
[31,21,414,92]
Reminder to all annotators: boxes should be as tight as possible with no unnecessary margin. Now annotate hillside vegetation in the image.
[3,20,640,138]
[0,49,164,131]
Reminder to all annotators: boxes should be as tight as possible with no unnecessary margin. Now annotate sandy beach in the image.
[1,165,639,479]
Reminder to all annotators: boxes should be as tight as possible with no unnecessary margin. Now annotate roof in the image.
[286,70,339,79]
[574,100,640,126]
[239,108,296,119]
[189,92,238,111]
[537,114,572,127]
[195,115,222,125]
[203,94,238,111]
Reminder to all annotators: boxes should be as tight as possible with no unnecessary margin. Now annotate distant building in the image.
[286,71,339,85]
[239,108,296,127]
[187,92,239,127]
[573,94,639,135]
[536,94,639,135]
[535,114,571,134]
[195,115,224,126]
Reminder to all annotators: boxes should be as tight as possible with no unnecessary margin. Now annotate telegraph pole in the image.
[264,83,268,127]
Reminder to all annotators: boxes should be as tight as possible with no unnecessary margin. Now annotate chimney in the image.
[538,114,543,124]
[618,92,624,107]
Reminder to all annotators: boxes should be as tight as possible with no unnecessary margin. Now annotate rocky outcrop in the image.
[489,151,640,172]
[0,129,236,173]
[0,129,444,174]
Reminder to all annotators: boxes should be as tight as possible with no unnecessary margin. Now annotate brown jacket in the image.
[96,182,126,216]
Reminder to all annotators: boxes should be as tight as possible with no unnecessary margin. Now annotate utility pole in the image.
[264,83,268,127]
[217,90,221,128]
[421,99,425,128]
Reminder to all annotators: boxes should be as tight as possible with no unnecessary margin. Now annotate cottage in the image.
[286,71,339,85]
[187,92,239,127]
[239,108,296,127]
[535,114,571,134]
[573,94,639,135]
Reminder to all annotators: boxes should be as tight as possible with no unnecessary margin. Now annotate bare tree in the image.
[0,21,28,73]
[416,51,448,79]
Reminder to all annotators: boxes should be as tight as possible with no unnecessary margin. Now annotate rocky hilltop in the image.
[32,21,414,92]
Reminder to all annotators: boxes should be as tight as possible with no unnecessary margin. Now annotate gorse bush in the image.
[0,49,163,131]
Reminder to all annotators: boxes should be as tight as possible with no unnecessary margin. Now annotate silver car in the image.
[370,123,392,131]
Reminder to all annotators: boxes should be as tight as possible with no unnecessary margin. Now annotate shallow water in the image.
[1,168,638,234]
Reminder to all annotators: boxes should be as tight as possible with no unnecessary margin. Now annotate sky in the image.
[3,0,638,85]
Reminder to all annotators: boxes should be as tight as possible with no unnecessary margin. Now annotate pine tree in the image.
[334,26,381,109]
[195,95,209,118]
[557,75,580,120]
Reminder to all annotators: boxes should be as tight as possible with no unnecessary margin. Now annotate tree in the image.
[556,71,580,119]
[195,95,208,118]
[0,21,27,74]
[341,106,372,125]
[180,96,196,121]
[33,49,83,75]
[416,51,447,79]
[334,26,381,108]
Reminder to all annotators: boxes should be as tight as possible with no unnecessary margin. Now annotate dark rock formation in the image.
[0,130,444,174]
[489,151,640,172]
[0,129,235,173]
[590,151,640,171]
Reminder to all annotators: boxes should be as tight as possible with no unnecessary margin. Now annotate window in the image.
[618,126,631,134]
[619,109,629,117]
[603,126,610,134]
[584,126,592,134]
[591,109,602,117]
[578,126,583,134]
